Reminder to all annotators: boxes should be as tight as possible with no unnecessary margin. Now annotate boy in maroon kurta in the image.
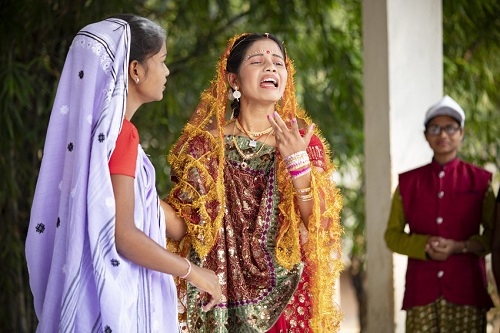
[385,95,495,332]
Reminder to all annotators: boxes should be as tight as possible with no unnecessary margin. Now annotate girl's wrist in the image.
[179,258,192,279]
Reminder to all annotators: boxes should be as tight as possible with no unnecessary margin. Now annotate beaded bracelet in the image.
[286,155,309,167]
[179,258,192,279]
[284,151,308,163]
[286,154,309,166]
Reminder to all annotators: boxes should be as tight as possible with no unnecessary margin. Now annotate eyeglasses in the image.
[426,124,461,136]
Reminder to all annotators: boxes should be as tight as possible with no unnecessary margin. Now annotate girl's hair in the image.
[110,14,166,65]
[226,33,286,118]
[226,33,286,73]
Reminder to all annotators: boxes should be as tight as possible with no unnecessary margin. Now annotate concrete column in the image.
[362,1,442,332]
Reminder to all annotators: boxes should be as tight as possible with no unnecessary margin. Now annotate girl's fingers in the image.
[290,118,300,135]
[303,123,315,144]
[268,113,315,154]
[203,298,218,312]
[201,286,221,312]
[267,114,281,133]
[272,111,289,133]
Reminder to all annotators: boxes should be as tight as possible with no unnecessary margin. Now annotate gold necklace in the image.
[231,122,273,168]
[235,119,273,140]
[235,119,260,147]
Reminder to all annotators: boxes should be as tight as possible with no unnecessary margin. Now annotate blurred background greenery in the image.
[1,0,499,331]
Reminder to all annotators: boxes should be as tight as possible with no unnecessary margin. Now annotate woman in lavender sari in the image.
[25,14,221,333]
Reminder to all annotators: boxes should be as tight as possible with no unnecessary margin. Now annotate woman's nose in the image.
[265,62,277,72]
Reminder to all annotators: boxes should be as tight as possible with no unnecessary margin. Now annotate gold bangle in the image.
[295,187,312,194]
[296,193,313,201]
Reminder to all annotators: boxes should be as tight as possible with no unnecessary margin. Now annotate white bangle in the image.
[179,258,192,279]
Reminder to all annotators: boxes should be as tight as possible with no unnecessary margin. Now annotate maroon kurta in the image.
[399,158,493,309]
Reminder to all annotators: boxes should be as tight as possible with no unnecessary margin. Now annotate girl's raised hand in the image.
[268,111,314,158]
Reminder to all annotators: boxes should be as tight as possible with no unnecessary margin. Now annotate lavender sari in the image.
[25,18,178,332]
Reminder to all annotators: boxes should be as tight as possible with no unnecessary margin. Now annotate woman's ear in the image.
[227,72,238,89]
[129,60,141,84]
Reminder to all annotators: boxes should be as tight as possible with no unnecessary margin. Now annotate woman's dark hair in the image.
[110,14,166,65]
[227,33,286,118]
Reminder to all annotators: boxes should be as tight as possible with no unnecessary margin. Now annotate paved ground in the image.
[340,270,360,332]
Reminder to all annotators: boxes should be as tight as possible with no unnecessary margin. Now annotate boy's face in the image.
[424,115,464,158]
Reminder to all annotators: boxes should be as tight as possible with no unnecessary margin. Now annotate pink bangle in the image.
[289,165,310,175]
[179,258,192,279]
[290,166,311,180]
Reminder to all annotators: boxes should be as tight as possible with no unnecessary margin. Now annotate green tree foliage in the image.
[443,0,500,172]
[442,1,500,327]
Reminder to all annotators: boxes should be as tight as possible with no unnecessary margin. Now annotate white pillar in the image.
[362,1,442,332]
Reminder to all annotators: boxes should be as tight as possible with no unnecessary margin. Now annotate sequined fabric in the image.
[284,249,313,332]
[183,136,302,332]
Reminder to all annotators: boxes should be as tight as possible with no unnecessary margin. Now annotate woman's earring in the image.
[232,86,241,102]
[135,77,139,84]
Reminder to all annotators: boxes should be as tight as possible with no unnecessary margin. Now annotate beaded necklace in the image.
[235,118,273,147]
[231,121,273,168]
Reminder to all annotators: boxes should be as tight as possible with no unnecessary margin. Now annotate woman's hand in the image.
[186,264,222,312]
[268,111,314,158]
